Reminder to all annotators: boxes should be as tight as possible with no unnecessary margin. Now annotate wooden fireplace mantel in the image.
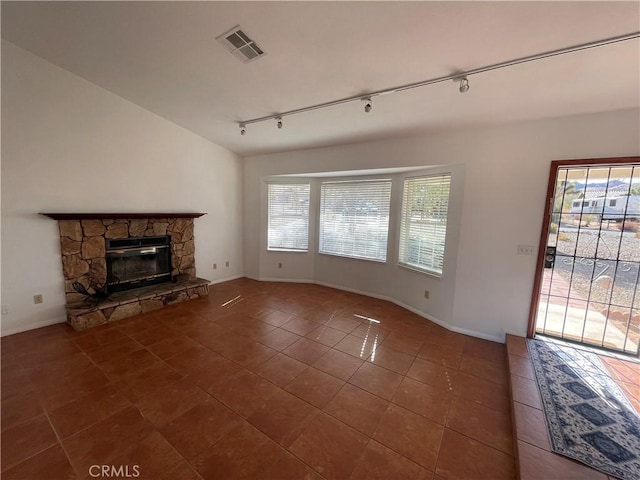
[40,212,207,220]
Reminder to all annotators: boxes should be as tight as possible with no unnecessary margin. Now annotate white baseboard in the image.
[314,280,504,344]
[1,317,66,337]
[504,329,528,339]
[2,276,504,343]
[258,277,315,283]
[2,276,243,337]
[208,275,245,285]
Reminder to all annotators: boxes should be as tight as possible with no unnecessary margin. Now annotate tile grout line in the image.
[3,282,518,479]
[43,407,82,479]
[0,413,60,475]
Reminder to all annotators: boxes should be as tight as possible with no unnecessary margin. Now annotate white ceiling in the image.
[2,1,639,157]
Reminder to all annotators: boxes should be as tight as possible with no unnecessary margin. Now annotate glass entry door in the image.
[532,159,640,356]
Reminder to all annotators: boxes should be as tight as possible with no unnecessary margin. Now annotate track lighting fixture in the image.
[235,32,639,135]
[361,97,372,113]
[458,77,470,93]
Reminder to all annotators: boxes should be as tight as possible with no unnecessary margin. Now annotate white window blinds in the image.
[268,183,310,251]
[399,174,451,276]
[319,179,392,261]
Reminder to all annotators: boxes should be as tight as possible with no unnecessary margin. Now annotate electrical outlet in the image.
[424,290,429,299]
[213,263,217,270]
[1,305,8,315]
[33,294,43,304]
[517,245,536,256]
[278,262,283,269]
[225,261,229,267]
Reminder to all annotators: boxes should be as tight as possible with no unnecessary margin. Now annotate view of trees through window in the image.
[267,183,310,251]
[319,180,392,261]
[399,175,451,275]
[267,173,453,275]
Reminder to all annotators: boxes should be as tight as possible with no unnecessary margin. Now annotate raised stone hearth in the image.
[41,212,209,331]
[67,278,209,330]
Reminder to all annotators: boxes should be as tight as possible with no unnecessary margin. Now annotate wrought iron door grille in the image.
[536,163,640,356]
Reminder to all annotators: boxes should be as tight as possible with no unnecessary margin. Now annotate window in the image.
[267,183,310,251]
[399,174,451,276]
[319,179,392,261]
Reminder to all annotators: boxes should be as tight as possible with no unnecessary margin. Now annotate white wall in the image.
[243,108,640,342]
[254,166,465,331]
[4,38,638,341]
[1,41,244,335]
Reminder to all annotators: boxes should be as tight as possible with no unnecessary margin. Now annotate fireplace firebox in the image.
[106,236,172,293]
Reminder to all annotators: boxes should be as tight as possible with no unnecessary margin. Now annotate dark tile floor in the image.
[1,279,517,479]
[599,354,640,414]
[506,335,639,480]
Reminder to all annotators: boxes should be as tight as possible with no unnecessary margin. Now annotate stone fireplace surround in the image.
[41,212,209,331]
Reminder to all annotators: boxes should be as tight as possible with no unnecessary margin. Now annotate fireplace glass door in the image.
[106,236,172,293]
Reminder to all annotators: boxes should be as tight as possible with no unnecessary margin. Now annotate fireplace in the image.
[106,235,172,293]
[41,213,210,330]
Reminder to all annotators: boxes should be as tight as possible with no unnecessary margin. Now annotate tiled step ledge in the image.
[506,334,612,480]
[66,278,210,331]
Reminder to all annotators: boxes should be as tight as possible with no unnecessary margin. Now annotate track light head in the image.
[458,77,470,93]
[361,97,372,113]
[239,124,246,135]
[236,34,637,132]
[275,117,283,129]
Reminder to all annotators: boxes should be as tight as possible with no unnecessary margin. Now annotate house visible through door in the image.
[530,158,640,357]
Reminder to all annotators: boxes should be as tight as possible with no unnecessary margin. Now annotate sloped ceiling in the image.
[2,1,639,156]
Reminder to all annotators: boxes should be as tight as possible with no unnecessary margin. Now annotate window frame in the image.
[266,182,311,252]
[318,178,393,263]
[397,172,452,277]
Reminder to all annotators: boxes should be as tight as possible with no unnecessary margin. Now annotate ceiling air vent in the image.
[217,26,265,63]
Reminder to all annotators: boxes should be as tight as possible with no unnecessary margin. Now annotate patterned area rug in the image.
[527,338,640,479]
